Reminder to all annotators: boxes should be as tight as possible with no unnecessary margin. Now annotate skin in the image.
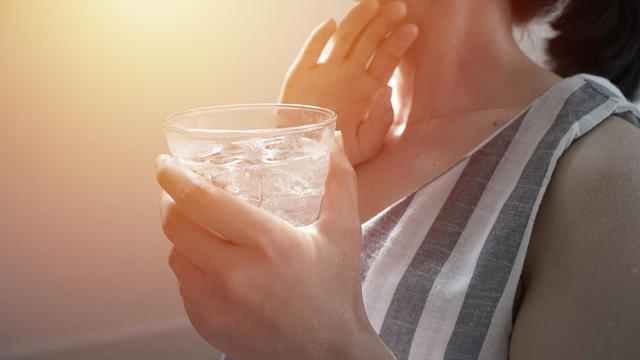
[511,116,640,359]
[351,0,640,358]
[280,0,418,165]
[353,0,562,221]
[156,0,640,358]
[156,137,395,359]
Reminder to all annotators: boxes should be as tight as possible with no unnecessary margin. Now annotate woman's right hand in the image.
[156,134,396,359]
[279,0,418,166]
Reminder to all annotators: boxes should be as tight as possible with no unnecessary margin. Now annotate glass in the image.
[163,104,337,227]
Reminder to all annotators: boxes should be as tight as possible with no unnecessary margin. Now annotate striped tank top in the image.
[360,74,640,360]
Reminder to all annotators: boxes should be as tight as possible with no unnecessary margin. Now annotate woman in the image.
[156,0,640,358]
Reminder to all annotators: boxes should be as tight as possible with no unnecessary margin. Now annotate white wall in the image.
[0,1,351,358]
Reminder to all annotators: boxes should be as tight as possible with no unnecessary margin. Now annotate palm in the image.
[282,61,380,128]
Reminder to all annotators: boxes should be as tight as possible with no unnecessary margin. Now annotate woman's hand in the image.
[155,135,395,359]
[280,0,418,166]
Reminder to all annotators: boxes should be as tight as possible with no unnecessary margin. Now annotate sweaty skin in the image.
[511,116,640,359]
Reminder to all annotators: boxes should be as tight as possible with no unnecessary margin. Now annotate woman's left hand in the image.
[155,135,393,359]
[280,0,417,166]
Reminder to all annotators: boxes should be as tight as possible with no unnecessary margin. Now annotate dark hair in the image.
[512,0,640,99]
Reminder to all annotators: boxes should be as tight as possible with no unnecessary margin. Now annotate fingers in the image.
[161,192,237,272]
[327,0,379,63]
[294,18,337,69]
[349,1,407,67]
[168,247,207,297]
[367,23,418,84]
[155,155,289,247]
[318,132,360,235]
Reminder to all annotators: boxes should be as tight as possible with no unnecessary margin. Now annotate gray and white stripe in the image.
[476,91,629,360]
[408,77,589,360]
[445,82,613,360]
[360,74,640,360]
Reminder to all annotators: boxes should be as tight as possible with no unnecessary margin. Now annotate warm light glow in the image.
[0,0,352,354]
[99,0,192,20]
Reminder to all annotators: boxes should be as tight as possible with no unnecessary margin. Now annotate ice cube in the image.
[190,142,224,161]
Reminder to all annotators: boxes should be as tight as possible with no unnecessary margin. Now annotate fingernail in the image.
[404,24,419,44]
[155,154,170,168]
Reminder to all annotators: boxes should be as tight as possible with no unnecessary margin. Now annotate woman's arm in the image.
[511,116,640,359]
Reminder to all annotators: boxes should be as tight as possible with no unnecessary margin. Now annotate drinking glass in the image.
[163,104,337,227]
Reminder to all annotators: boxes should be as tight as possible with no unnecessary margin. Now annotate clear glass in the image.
[163,104,337,227]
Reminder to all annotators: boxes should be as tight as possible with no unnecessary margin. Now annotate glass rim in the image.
[163,103,337,136]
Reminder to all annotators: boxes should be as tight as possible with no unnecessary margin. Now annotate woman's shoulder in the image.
[510,115,640,358]
[550,114,640,190]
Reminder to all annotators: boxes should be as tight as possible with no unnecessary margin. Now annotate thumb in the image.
[317,131,361,235]
[355,86,394,163]
[363,86,394,139]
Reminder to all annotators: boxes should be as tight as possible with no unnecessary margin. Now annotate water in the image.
[171,134,330,227]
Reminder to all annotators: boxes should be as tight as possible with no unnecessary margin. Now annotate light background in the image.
[0,1,352,358]
[3,1,635,359]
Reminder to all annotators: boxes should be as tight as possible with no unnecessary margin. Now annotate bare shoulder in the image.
[510,116,640,359]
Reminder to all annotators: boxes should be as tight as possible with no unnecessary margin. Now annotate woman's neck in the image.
[354,0,563,222]
[389,0,561,131]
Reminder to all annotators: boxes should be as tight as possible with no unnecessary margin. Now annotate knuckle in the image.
[178,283,190,301]
[375,14,392,29]
[155,169,166,186]
[155,166,171,187]
[382,45,402,62]
[363,30,381,46]
[178,182,201,206]
[341,160,358,184]
[232,273,272,312]
[336,30,356,44]
[167,247,181,270]
[224,266,254,302]
[161,204,180,239]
